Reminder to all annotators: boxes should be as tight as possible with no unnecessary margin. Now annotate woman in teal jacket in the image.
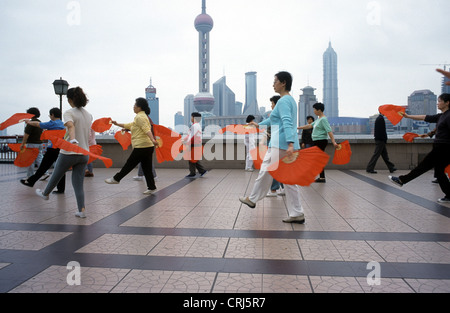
[240,71,306,224]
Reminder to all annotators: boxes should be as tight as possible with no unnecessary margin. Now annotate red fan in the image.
[379,105,406,126]
[267,147,330,186]
[40,129,66,141]
[0,113,35,130]
[91,118,112,133]
[403,133,420,143]
[8,144,40,167]
[219,124,263,135]
[332,140,352,165]
[50,137,112,168]
[153,124,183,163]
[249,145,268,170]
[114,130,132,150]
[88,145,103,164]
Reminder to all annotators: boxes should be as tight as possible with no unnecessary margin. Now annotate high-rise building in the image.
[145,78,159,125]
[184,94,195,128]
[298,86,317,126]
[193,0,215,113]
[442,76,450,94]
[408,90,437,116]
[323,42,339,118]
[213,76,236,116]
[243,71,259,116]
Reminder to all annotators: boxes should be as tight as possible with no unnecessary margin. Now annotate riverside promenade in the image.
[0,164,449,293]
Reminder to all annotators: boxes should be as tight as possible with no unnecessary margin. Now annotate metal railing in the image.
[0,136,22,163]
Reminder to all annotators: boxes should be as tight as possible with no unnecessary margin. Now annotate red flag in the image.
[267,147,330,186]
[153,124,183,163]
[40,129,66,141]
[403,133,420,143]
[114,130,132,150]
[88,145,103,164]
[219,124,263,135]
[91,117,112,133]
[8,144,40,167]
[379,105,406,126]
[0,113,35,130]
[249,145,268,170]
[332,140,352,165]
[51,137,113,168]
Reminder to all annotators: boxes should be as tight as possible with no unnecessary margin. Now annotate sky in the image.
[1,0,449,135]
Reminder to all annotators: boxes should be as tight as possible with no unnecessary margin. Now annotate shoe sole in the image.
[283,219,306,224]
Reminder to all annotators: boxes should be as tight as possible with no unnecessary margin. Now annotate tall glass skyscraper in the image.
[243,71,259,116]
[323,42,339,118]
[145,78,159,125]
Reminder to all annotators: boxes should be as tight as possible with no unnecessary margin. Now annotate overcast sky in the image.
[1,0,449,135]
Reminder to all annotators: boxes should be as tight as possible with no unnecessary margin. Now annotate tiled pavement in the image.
[0,164,449,294]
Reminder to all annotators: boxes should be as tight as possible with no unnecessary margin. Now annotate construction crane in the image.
[420,63,450,71]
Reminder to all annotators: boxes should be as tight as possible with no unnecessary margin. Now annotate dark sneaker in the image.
[366,170,377,174]
[389,176,403,187]
[200,171,208,177]
[186,174,196,178]
[20,179,33,187]
[389,168,397,173]
[437,197,450,204]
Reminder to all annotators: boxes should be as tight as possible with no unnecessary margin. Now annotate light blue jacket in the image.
[260,95,300,151]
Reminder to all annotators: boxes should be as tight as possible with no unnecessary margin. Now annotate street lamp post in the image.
[52,78,69,112]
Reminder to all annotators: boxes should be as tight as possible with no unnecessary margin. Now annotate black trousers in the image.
[400,143,450,198]
[314,140,328,179]
[366,140,396,172]
[27,148,65,192]
[114,147,156,190]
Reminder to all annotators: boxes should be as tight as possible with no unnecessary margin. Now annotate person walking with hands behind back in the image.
[184,112,207,178]
[389,93,450,203]
[366,110,397,174]
[35,87,93,219]
[105,98,159,195]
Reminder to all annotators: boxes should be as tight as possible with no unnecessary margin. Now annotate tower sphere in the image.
[195,13,214,33]
[194,92,215,112]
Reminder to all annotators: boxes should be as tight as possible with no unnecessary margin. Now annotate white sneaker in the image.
[105,178,119,184]
[75,211,86,218]
[277,188,286,196]
[35,189,49,200]
[133,176,144,181]
[143,189,157,195]
[266,191,277,197]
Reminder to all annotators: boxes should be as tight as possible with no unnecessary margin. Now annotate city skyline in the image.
[1,0,449,135]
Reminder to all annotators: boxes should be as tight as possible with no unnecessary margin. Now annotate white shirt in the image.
[62,107,93,155]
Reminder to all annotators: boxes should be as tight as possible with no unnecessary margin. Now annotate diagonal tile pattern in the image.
[0,164,450,294]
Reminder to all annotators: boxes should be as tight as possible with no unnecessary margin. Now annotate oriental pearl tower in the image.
[193,0,215,113]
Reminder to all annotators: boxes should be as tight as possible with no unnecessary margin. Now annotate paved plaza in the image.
[0,164,449,293]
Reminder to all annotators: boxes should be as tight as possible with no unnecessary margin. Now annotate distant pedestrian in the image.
[389,93,450,203]
[366,111,397,174]
[300,116,315,149]
[35,87,93,218]
[244,114,256,172]
[84,128,96,177]
[21,107,44,178]
[105,98,159,195]
[20,108,66,193]
[298,102,338,183]
[184,112,207,178]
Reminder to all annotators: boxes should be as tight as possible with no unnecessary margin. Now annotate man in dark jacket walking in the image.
[366,112,397,174]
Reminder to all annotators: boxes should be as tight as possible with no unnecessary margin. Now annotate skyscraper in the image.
[213,76,236,116]
[193,0,215,113]
[243,71,259,116]
[323,42,339,118]
[145,78,159,125]
[298,86,317,126]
